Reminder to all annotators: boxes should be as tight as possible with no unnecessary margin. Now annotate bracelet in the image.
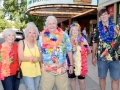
[30,57,34,63]
[69,64,74,67]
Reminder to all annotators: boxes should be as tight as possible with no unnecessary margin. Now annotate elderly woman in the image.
[0,29,20,90]
[18,22,41,90]
[38,16,73,90]
[68,23,91,90]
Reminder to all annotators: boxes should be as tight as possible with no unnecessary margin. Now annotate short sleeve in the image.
[38,35,42,50]
[92,27,99,43]
[83,37,89,45]
[64,32,72,52]
[115,24,120,35]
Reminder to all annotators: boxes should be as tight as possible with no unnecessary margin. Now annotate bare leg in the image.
[99,78,106,90]
[78,79,86,90]
[111,79,119,90]
[70,78,76,90]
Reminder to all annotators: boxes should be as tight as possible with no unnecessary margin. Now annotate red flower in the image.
[104,26,107,32]
[51,58,57,63]
[110,42,115,48]
[80,46,88,76]
[42,44,48,48]
[9,50,15,57]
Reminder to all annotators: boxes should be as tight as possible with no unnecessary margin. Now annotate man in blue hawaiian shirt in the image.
[38,15,74,90]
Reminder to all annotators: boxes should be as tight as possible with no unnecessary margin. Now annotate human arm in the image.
[67,51,74,74]
[92,43,97,66]
[83,37,91,54]
[18,40,31,61]
[38,35,43,67]
[92,27,99,66]
[38,51,42,68]
[65,33,74,74]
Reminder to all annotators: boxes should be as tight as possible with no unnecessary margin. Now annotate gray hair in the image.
[69,26,81,36]
[45,16,57,27]
[3,29,16,39]
[24,22,39,39]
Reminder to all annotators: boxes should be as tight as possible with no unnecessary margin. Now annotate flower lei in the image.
[70,36,88,76]
[99,19,114,43]
[70,36,81,46]
[0,44,15,80]
[42,27,65,74]
[42,27,63,49]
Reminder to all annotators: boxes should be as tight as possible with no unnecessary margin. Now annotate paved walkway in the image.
[0,53,120,90]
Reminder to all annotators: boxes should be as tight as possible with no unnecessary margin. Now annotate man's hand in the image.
[69,66,74,74]
[72,46,77,52]
[92,57,97,66]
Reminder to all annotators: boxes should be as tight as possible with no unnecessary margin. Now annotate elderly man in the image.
[38,16,73,90]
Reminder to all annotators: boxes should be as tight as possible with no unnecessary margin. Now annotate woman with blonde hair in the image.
[68,23,91,90]
[18,22,41,90]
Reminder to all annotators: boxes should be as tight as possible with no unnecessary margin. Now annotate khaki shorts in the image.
[40,69,69,90]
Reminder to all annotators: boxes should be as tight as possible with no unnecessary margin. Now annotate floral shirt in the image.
[38,29,72,75]
[93,23,120,61]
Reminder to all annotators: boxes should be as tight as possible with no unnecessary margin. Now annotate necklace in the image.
[26,42,37,66]
[70,36,82,46]
[42,27,63,49]
[99,19,114,43]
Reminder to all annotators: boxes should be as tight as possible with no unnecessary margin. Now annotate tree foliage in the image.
[0,9,4,19]
[0,9,12,32]
[0,19,12,32]
[3,0,44,31]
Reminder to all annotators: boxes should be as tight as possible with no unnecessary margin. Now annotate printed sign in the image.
[73,0,91,4]
[27,0,97,9]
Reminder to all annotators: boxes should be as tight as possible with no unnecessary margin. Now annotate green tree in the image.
[0,19,12,32]
[0,9,12,32]
[0,9,4,19]
[26,15,44,31]
[3,0,44,31]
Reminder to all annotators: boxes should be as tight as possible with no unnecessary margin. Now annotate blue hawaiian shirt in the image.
[38,31,72,75]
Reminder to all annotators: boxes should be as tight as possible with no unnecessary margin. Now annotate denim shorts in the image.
[23,76,40,90]
[97,60,120,80]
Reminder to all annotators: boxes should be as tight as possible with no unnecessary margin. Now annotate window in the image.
[117,3,120,24]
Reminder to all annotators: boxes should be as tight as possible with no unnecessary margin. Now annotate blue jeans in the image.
[97,60,120,80]
[23,76,40,90]
[1,75,20,90]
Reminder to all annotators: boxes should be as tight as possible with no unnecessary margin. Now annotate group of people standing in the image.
[0,15,90,90]
[0,8,120,90]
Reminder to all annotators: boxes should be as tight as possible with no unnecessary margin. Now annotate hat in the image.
[70,23,81,29]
